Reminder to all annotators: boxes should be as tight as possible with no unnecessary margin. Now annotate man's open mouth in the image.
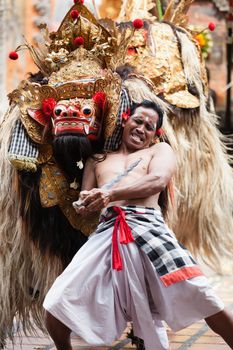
[131,132,144,143]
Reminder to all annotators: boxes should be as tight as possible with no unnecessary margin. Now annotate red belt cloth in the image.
[112,206,135,271]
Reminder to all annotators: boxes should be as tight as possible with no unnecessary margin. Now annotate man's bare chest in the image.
[95,151,152,181]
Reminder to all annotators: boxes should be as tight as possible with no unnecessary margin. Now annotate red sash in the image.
[112,207,135,270]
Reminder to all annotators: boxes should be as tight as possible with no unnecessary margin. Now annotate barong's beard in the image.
[52,133,105,183]
[16,133,104,268]
[17,171,87,269]
[53,133,93,184]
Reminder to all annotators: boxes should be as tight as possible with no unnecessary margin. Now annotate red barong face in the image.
[52,98,103,140]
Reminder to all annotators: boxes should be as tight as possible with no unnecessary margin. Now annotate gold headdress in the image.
[11,48,121,144]
[24,2,110,76]
[10,2,123,141]
[96,0,202,110]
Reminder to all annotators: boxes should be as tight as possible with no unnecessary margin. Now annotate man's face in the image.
[122,106,159,150]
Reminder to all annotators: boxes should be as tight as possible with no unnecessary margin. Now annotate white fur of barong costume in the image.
[44,206,223,350]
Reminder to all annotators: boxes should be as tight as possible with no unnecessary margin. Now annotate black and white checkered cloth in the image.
[104,88,131,151]
[97,205,203,286]
[8,119,39,166]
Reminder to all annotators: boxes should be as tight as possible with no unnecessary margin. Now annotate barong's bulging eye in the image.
[53,105,67,118]
[83,108,91,115]
[82,106,94,117]
[55,108,62,116]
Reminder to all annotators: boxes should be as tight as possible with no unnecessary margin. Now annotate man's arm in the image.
[73,157,98,215]
[81,157,97,191]
[79,143,176,212]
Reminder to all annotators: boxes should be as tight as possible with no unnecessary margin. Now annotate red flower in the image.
[208,22,216,31]
[74,0,84,3]
[70,9,80,19]
[156,128,165,137]
[127,47,137,55]
[9,51,18,60]
[121,108,131,121]
[42,98,56,117]
[122,112,129,121]
[74,36,84,46]
[133,19,144,29]
[93,92,107,109]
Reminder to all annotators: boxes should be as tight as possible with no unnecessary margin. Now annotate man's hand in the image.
[73,188,111,215]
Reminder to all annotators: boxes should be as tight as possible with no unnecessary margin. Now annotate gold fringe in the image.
[8,155,38,172]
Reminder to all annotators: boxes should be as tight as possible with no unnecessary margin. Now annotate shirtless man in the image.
[77,100,173,213]
[43,101,233,350]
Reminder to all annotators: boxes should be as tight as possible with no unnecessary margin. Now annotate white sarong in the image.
[43,206,224,350]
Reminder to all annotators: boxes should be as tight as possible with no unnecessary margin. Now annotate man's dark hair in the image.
[130,100,164,130]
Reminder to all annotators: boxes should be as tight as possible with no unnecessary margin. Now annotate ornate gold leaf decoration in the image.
[15,3,112,77]
[117,0,156,22]
[166,0,194,27]
[124,22,199,108]
[40,162,98,235]
[163,0,176,22]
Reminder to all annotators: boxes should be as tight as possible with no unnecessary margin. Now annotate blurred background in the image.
[0,0,232,132]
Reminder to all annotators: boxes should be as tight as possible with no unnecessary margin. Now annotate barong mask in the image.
[27,84,106,140]
[51,97,104,139]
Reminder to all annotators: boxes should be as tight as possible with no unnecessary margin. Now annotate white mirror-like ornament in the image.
[70,178,79,190]
[76,160,84,169]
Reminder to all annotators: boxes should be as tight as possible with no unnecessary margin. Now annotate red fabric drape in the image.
[112,206,135,270]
